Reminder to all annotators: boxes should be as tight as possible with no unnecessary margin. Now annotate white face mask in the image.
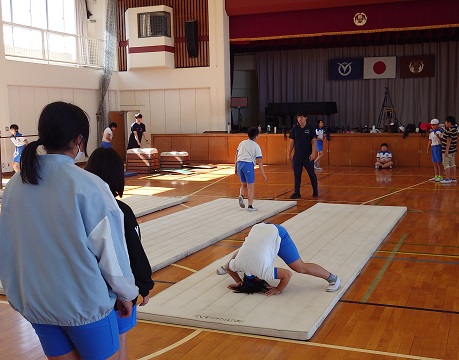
[74,144,85,162]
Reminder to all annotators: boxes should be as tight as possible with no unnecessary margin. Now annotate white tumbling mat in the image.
[141,198,296,272]
[138,203,407,340]
[121,195,189,217]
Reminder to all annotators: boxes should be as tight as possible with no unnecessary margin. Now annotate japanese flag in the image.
[363,57,396,79]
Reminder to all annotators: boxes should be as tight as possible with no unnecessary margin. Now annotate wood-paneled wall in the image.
[117,0,209,70]
[151,133,432,166]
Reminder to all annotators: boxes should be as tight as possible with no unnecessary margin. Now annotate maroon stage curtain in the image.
[230,0,459,42]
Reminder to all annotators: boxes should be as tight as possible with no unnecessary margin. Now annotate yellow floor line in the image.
[136,329,203,359]
[136,320,439,360]
[360,180,429,205]
[376,249,459,259]
[170,264,197,273]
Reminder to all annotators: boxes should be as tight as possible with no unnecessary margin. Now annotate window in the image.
[1,0,102,67]
[138,11,171,38]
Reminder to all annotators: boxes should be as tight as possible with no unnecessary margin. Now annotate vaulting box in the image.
[160,151,189,169]
[126,148,159,173]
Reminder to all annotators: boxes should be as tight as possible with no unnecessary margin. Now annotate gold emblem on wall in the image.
[353,12,367,26]
[409,60,424,74]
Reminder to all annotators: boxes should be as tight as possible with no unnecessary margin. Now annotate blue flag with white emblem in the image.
[329,58,363,80]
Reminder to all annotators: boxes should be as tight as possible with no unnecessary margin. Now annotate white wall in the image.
[0,0,230,173]
[116,0,230,134]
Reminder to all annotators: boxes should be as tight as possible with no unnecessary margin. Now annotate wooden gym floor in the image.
[1,164,458,359]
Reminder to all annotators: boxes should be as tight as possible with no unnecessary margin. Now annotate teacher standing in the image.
[127,113,146,149]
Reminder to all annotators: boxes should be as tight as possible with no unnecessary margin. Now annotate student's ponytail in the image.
[20,139,43,185]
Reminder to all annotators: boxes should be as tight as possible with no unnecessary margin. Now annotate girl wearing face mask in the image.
[0,102,138,360]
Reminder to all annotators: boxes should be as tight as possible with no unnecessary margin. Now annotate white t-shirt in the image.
[429,129,443,146]
[102,127,113,143]
[316,128,324,140]
[376,150,392,161]
[236,139,262,164]
[10,134,27,147]
[228,223,281,281]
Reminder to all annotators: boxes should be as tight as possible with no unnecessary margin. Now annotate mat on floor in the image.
[121,195,189,218]
[138,203,407,340]
[140,198,297,273]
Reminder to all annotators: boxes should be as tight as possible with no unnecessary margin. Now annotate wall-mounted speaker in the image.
[185,20,198,58]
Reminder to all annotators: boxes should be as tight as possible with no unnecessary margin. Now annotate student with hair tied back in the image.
[85,147,154,360]
[0,101,138,360]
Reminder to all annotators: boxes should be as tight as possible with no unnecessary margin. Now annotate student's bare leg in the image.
[12,161,19,172]
[119,333,128,360]
[287,259,330,280]
[239,182,247,198]
[247,183,255,206]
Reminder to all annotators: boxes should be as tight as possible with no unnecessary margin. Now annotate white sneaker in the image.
[247,206,258,212]
[238,195,245,208]
[326,277,341,292]
[315,166,323,170]
[451,179,457,183]
[216,265,227,275]
[440,179,452,184]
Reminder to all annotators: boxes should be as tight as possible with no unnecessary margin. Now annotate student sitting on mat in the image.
[85,147,154,360]
[217,223,341,295]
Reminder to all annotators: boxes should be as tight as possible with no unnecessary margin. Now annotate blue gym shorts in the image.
[275,225,301,265]
[101,142,112,148]
[237,161,255,184]
[316,140,323,152]
[431,145,442,163]
[31,309,120,359]
[117,304,137,334]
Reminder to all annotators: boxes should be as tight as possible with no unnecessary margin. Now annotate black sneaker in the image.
[312,192,319,198]
[290,193,301,199]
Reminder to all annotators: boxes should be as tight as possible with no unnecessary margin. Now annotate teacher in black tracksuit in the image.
[287,113,319,199]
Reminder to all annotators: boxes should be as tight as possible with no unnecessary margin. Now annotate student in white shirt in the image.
[101,122,117,148]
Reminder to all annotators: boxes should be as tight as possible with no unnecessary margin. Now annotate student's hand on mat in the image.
[116,299,133,318]
[139,294,150,306]
[228,282,242,289]
[265,286,281,296]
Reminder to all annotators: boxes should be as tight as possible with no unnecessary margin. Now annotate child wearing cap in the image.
[427,118,444,182]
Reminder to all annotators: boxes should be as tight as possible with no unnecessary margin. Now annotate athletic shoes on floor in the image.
[440,179,452,184]
[314,165,322,170]
[312,192,319,198]
[290,193,301,199]
[216,265,227,275]
[451,179,457,183]
[326,277,341,292]
[238,195,245,208]
[247,206,257,211]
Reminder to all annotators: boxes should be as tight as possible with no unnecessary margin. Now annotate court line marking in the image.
[360,180,429,205]
[361,234,407,303]
[136,320,440,360]
[0,300,9,304]
[170,264,197,273]
[187,174,233,196]
[136,329,203,360]
[376,250,459,259]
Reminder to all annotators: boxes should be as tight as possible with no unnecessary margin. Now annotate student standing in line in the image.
[440,115,457,184]
[127,113,146,149]
[85,147,154,360]
[217,223,341,295]
[0,102,138,360]
[314,120,325,171]
[9,124,28,172]
[426,118,444,181]
[235,127,267,211]
[288,113,319,199]
[101,122,118,148]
